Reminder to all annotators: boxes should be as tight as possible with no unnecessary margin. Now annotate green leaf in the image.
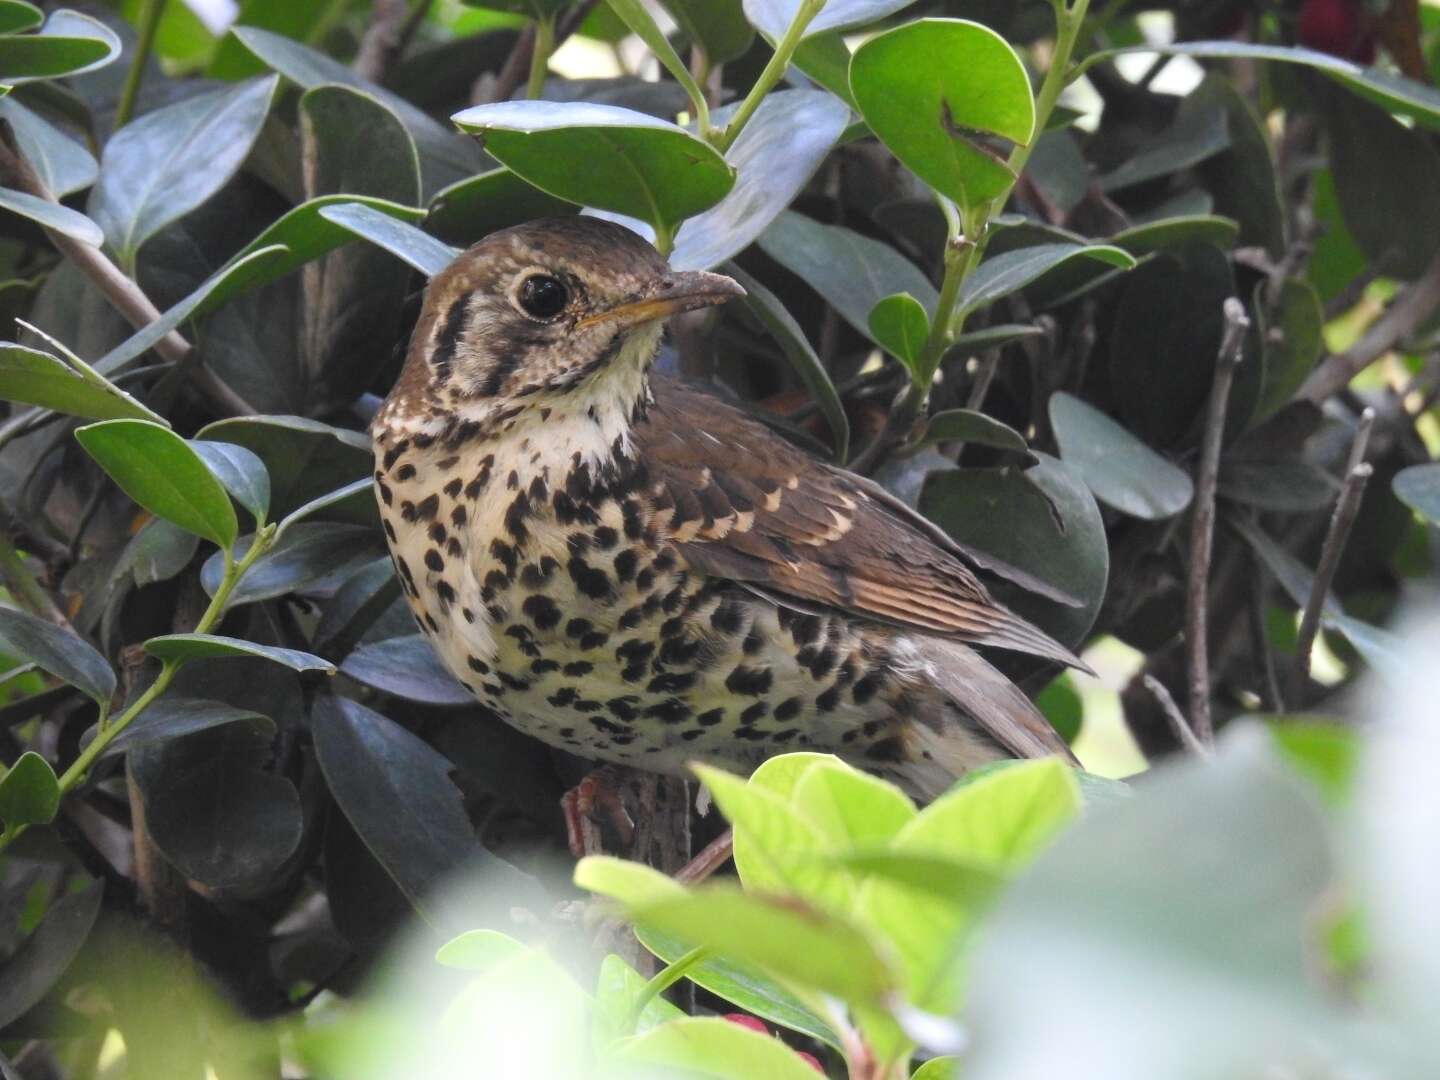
[664,0,753,63]
[96,696,273,759]
[609,1016,825,1080]
[232,194,425,284]
[758,210,938,342]
[744,0,919,40]
[672,90,850,271]
[594,953,687,1046]
[143,634,336,673]
[0,750,59,826]
[1217,459,1337,513]
[88,76,279,270]
[0,342,165,422]
[1049,392,1194,520]
[869,292,929,376]
[435,928,529,971]
[318,202,458,278]
[75,419,237,548]
[1253,278,1323,420]
[1110,215,1240,256]
[0,186,102,245]
[200,522,382,606]
[0,880,102,1031]
[0,606,113,705]
[1096,106,1229,193]
[851,18,1034,210]
[0,9,120,82]
[629,887,899,1005]
[0,2,41,34]
[1184,75,1286,258]
[426,167,576,247]
[340,635,472,706]
[274,478,375,535]
[189,440,270,524]
[726,264,848,463]
[792,760,916,850]
[451,100,734,233]
[194,414,370,519]
[312,558,400,660]
[575,854,689,906]
[911,1057,958,1080]
[0,98,96,198]
[920,409,1028,453]
[1393,463,1440,525]
[1268,721,1358,807]
[93,245,291,377]
[959,242,1135,314]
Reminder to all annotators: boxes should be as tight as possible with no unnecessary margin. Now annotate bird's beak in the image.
[577,270,746,331]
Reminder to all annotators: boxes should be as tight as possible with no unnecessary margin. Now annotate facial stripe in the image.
[430,294,470,382]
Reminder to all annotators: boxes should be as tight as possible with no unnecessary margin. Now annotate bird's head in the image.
[384,217,742,433]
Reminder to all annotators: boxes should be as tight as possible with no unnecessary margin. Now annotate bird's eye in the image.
[517,274,568,319]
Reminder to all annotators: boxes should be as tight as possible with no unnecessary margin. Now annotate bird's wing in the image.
[635,379,1086,670]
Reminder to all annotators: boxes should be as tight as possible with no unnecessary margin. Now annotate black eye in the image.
[517,274,567,319]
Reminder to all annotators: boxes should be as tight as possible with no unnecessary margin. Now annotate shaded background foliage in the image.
[0,0,1435,1076]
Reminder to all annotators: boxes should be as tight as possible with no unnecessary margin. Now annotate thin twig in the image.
[471,1,597,105]
[1292,411,1376,696]
[353,0,411,83]
[675,829,733,884]
[1299,250,1440,404]
[1249,562,1285,713]
[1142,675,1209,757]
[1186,297,1249,745]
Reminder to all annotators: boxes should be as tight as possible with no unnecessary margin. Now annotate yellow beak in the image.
[577,270,746,331]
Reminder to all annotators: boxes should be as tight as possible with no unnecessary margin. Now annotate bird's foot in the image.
[561,766,636,859]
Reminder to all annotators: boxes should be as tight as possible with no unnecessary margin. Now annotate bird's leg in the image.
[561,766,636,859]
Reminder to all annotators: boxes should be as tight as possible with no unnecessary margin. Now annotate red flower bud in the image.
[1297,0,1377,62]
[722,1013,769,1035]
[796,1050,825,1073]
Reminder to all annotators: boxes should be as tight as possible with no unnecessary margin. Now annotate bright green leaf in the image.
[435,928,528,971]
[0,343,166,423]
[609,1016,825,1080]
[745,0,920,41]
[575,854,689,906]
[0,9,120,82]
[869,292,929,377]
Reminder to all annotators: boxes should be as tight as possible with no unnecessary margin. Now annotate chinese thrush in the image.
[371,217,1082,798]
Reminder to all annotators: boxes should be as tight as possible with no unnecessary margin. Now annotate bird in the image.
[370,216,1084,804]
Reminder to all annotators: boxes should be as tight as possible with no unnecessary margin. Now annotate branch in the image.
[471,2,597,105]
[0,124,256,416]
[1142,675,1209,758]
[353,0,412,84]
[675,829,733,884]
[1298,250,1440,404]
[1186,297,1249,745]
[1292,409,1375,697]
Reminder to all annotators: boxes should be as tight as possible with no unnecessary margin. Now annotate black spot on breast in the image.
[490,539,518,576]
[424,549,445,573]
[382,441,408,471]
[504,490,531,543]
[736,725,768,741]
[568,556,611,600]
[382,519,397,541]
[522,594,562,630]
[450,503,467,525]
[566,617,592,639]
[578,631,609,651]
[866,736,906,763]
[697,708,725,727]
[549,688,578,707]
[483,569,509,592]
[622,500,644,539]
[467,655,490,674]
[816,687,841,713]
[396,463,416,481]
[497,672,530,692]
[593,526,618,550]
[415,494,439,521]
[808,647,838,679]
[726,665,773,697]
[607,696,639,721]
[428,522,447,544]
[377,480,393,506]
[444,477,463,499]
[647,671,697,694]
[564,661,593,677]
[645,698,691,725]
[531,658,560,675]
[742,628,765,655]
[774,697,802,721]
[635,569,656,592]
[614,549,638,583]
[851,672,884,705]
[789,615,822,646]
[710,601,744,635]
[435,580,456,605]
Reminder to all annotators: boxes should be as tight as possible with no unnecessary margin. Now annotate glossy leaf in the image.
[200,523,383,606]
[143,633,336,673]
[451,100,734,232]
[1185,75,1285,258]
[0,97,96,197]
[195,414,370,518]
[98,696,273,759]
[0,1,41,34]
[610,1016,825,1080]
[318,202,458,278]
[593,953,687,1046]
[920,409,1028,453]
[575,853,688,906]
[744,0,919,41]
[313,558,401,659]
[959,242,1135,314]
[426,167,576,247]
[851,18,1034,209]
[231,195,426,284]
[664,0,753,63]
[0,9,120,82]
[727,264,848,463]
[0,186,102,245]
[75,419,237,548]
[1393,464,1440,525]
[1217,460,1337,513]
[275,478,375,535]
[89,76,279,270]
[1097,106,1229,193]
[189,439,270,524]
[0,342,166,423]
[605,0,706,115]
[1049,393,1194,519]
[869,292,929,376]
[0,750,59,826]
[340,635,473,706]
[0,605,114,705]
[1111,215,1240,256]
[0,880,102,1030]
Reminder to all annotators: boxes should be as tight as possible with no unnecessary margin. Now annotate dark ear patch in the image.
[430,294,470,381]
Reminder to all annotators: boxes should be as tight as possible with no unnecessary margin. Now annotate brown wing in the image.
[635,378,1086,670]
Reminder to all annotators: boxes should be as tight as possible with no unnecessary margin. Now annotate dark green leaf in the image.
[727,264,848,463]
[1049,392,1194,519]
[313,558,401,659]
[605,0,706,113]
[98,696,273,759]
[200,523,383,606]
[1110,215,1239,256]
[0,2,41,34]
[1184,75,1286,257]
[672,90,850,271]
[0,10,120,82]
[850,18,1034,209]
[1253,279,1323,420]
[122,518,199,587]
[88,77,280,271]
[75,419,237,548]
[0,97,96,198]
[792,30,858,110]
[947,323,1044,355]
[744,0,920,40]
[144,633,336,673]
[0,880,102,1030]
[426,167,576,247]
[1097,106,1229,193]
[189,439,270,524]
[663,0,753,63]
[921,455,1108,650]
[0,342,165,422]
[1393,463,1440,525]
[758,209,937,341]
[341,635,473,707]
[921,408,1028,453]
[451,100,734,233]
[194,414,370,519]
[230,195,426,286]
[0,750,59,826]
[318,202,458,278]
[959,242,1135,314]
[1217,459,1338,513]
[869,292,929,376]
[311,694,541,926]
[0,604,114,704]
[0,186,102,245]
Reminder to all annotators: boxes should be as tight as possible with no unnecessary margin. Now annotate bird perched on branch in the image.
[371,217,1084,804]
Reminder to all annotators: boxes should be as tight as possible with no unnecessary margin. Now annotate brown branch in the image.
[471,1,597,105]
[675,828,733,884]
[1142,675,1209,758]
[353,0,433,84]
[1292,410,1376,697]
[1298,249,1440,404]
[1186,297,1249,746]
[0,123,256,416]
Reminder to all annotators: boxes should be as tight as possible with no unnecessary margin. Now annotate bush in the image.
[0,0,1436,1076]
